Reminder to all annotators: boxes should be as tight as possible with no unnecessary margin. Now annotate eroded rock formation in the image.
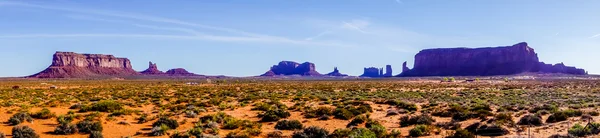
[400,42,587,76]
[326,67,348,76]
[261,61,321,76]
[384,65,393,77]
[140,61,165,75]
[30,52,138,78]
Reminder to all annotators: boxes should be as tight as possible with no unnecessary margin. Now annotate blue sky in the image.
[1,0,599,77]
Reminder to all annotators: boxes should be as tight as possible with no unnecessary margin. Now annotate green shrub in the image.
[89,131,104,138]
[446,129,475,138]
[385,100,418,112]
[267,131,284,138]
[493,113,514,126]
[348,128,376,138]
[80,100,123,112]
[151,124,170,136]
[347,115,368,127]
[409,125,431,137]
[329,128,351,138]
[387,129,402,138]
[333,108,355,120]
[9,112,33,126]
[568,123,589,137]
[400,114,435,127]
[546,111,569,123]
[76,120,103,134]
[153,117,179,129]
[170,131,191,138]
[54,122,78,135]
[292,126,330,138]
[275,120,303,130]
[517,114,543,126]
[367,123,387,137]
[12,125,39,138]
[304,106,334,118]
[57,114,75,124]
[31,108,56,119]
[259,109,291,122]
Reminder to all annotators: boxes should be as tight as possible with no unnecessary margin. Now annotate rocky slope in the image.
[165,68,197,76]
[261,61,321,76]
[30,52,138,78]
[400,42,587,76]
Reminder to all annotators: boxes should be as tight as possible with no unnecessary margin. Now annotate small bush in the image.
[12,126,40,138]
[493,113,514,126]
[568,123,589,137]
[76,120,103,134]
[54,123,78,135]
[546,111,569,123]
[304,107,334,118]
[225,131,250,138]
[517,114,543,126]
[80,100,123,112]
[347,115,368,127]
[31,108,56,119]
[348,128,376,138]
[292,126,329,138]
[409,125,431,137]
[275,120,303,130]
[259,109,291,122]
[151,124,170,136]
[153,117,179,129]
[170,131,191,138]
[89,131,103,138]
[329,128,351,138]
[333,108,355,120]
[367,123,387,137]
[446,129,475,138]
[9,112,33,126]
[386,100,418,112]
[400,114,435,127]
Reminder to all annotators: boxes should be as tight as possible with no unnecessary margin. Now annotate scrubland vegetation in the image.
[0,79,598,137]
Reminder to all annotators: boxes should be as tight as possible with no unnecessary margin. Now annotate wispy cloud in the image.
[0,1,353,47]
[590,33,600,38]
[341,20,370,34]
[305,30,332,41]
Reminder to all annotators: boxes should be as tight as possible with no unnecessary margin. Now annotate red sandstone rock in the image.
[261,61,321,76]
[30,52,138,78]
[140,61,165,75]
[165,68,197,76]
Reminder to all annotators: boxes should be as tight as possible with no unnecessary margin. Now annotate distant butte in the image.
[29,52,138,78]
[261,61,321,76]
[140,61,165,75]
[325,67,348,77]
[399,42,587,76]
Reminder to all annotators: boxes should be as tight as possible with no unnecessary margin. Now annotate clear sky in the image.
[1,0,599,77]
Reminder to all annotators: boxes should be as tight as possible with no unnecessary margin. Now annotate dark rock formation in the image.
[325,67,348,76]
[402,62,410,74]
[361,67,381,77]
[140,61,165,75]
[400,42,587,76]
[30,52,138,78]
[539,62,587,75]
[165,68,197,76]
[261,61,321,76]
[384,65,393,77]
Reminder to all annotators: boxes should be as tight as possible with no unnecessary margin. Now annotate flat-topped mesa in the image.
[261,61,322,76]
[539,62,587,75]
[165,68,198,76]
[360,67,381,77]
[30,52,138,78]
[400,42,587,76]
[140,61,165,75]
[325,67,348,77]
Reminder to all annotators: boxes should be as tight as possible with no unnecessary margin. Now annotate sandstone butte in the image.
[398,42,587,76]
[260,61,322,76]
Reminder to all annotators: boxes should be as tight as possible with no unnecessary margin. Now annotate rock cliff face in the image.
[400,42,587,76]
[261,61,321,76]
[325,67,348,76]
[402,62,410,74]
[30,52,138,78]
[140,61,165,75]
